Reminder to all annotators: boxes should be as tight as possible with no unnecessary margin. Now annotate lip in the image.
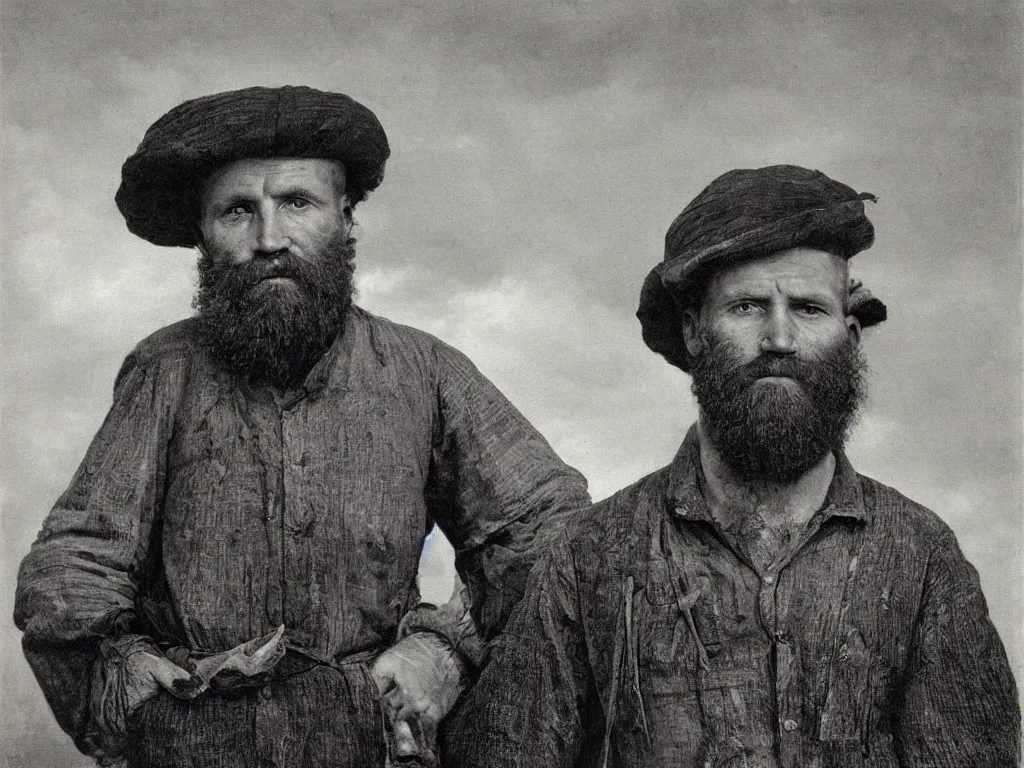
[754,375,800,387]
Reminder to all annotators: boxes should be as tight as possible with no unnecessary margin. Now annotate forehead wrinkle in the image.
[204,158,347,205]
[705,256,849,315]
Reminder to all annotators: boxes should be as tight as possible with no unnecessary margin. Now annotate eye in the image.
[223,204,250,217]
[286,197,310,210]
[732,301,759,314]
[795,303,825,316]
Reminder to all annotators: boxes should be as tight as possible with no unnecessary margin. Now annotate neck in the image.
[696,419,836,530]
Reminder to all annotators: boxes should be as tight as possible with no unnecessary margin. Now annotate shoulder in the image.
[858,472,966,559]
[352,307,476,370]
[353,307,503,401]
[353,307,451,352]
[114,318,202,387]
[565,468,670,564]
[126,318,202,367]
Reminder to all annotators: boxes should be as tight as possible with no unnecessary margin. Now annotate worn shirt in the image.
[14,306,591,763]
[445,427,1020,768]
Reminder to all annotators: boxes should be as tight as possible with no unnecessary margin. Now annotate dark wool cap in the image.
[115,85,390,247]
[637,164,887,371]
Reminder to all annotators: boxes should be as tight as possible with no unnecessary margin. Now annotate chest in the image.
[166,367,435,502]
[580,520,921,767]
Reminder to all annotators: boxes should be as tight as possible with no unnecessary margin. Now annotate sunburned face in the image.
[192,158,358,389]
[682,248,867,482]
[682,247,860,376]
[198,157,352,274]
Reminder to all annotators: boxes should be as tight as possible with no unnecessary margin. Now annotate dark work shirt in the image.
[14,306,591,764]
[446,427,1020,768]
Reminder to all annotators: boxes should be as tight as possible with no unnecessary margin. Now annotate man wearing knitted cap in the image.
[445,165,1019,767]
[14,86,590,768]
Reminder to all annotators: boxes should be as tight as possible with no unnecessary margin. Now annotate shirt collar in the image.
[666,423,868,523]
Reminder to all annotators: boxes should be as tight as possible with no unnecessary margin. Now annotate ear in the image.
[339,195,354,230]
[681,307,704,358]
[846,313,862,345]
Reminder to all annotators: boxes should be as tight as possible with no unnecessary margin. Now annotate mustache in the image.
[721,351,819,383]
[230,251,308,287]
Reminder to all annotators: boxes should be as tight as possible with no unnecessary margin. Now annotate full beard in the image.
[689,333,867,483]
[193,233,356,390]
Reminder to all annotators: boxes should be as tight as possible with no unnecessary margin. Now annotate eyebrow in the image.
[209,185,330,208]
[270,185,329,202]
[717,285,841,306]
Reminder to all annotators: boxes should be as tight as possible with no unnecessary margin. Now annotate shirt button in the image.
[763,575,775,585]
[260,685,272,700]
[783,718,799,732]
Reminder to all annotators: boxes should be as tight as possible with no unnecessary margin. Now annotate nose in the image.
[761,306,798,355]
[255,210,290,255]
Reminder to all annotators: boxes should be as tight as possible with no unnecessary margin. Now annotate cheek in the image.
[802,318,852,346]
[299,215,347,243]
[203,229,252,265]
[705,318,762,355]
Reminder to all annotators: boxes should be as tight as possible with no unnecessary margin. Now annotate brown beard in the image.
[193,232,356,389]
[689,332,867,483]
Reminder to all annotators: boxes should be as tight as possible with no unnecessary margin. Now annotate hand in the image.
[121,650,195,715]
[370,632,468,765]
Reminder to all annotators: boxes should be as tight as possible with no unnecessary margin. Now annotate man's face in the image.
[682,247,858,373]
[193,158,357,388]
[682,248,866,482]
[198,157,351,273]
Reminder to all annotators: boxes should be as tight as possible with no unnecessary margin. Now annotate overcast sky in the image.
[2,0,1021,763]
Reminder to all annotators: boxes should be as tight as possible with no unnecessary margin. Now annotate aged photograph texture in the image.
[2,1,1021,766]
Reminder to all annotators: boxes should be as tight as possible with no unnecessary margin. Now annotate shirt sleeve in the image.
[13,350,175,762]
[442,539,598,768]
[893,525,1021,767]
[424,342,592,645]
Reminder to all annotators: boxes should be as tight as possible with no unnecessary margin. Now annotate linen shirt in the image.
[14,306,591,763]
[445,427,1019,768]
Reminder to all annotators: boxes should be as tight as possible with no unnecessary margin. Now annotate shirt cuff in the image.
[397,590,487,671]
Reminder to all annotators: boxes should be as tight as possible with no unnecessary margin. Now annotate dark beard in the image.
[689,333,867,483]
[193,234,356,389]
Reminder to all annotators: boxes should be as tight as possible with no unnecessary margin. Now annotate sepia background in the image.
[2,0,1021,764]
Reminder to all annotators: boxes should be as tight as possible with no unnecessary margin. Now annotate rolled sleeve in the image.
[424,342,591,643]
[14,351,176,760]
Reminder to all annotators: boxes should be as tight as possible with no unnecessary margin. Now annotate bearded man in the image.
[444,165,1020,768]
[13,86,590,768]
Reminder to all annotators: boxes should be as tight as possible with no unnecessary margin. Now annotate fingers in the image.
[146,654,194,687]
[390,718,420,759]
[382,686,442,748]
[388,710,440,765]
[369,653,398,695]
[137,652,206,698]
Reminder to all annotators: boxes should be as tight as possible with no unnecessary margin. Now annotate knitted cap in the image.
[115,85,390,247]
[637,165,886,371]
